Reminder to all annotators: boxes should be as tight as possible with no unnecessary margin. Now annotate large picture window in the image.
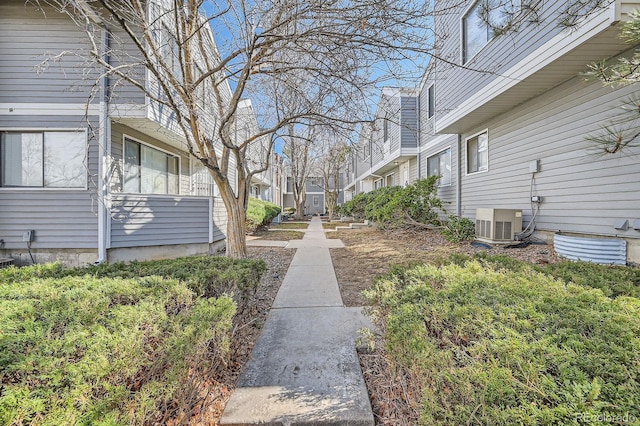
[427,148,452,186]
[0,131,86,188]
[463,0,521,63]
[467,131,488,174]
[123,138,179,195]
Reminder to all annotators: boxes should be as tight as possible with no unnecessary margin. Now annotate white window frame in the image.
[122,134,181,195]
[461,0,522,64]
[426,147,452,187]
[385,172,395,187]
[383,117,389,143]
[427,84,435,119]
[0,128,88,190]
[189,155,218,197]
[465,129,489,175]
[374,178,383,190]
[313,195,320,207]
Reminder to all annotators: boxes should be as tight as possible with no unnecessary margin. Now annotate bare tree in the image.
[37,0,438,258]
[316,130,350,221]
[282,124,316,220]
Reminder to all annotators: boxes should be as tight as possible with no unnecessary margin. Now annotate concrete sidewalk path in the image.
[221,217,374,425]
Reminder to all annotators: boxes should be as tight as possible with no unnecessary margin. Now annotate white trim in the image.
[419,134,452,153]
[460,0,478,65]
[0,103,100,116]
[122,133,182,195]
[427,83,436,119]
[439,4,616,133]
[0,187,88,192]
[465,129,489,176]
[426,145,453,188]
[0,128,90,190]
[108,103,147,118]
[461,0,526,65]
[111,193,209,201]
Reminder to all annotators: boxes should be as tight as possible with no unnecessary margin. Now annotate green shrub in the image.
[0,256,267,300]
[445,252,640,299]
[246,197,282,232]
[540,261,640,299]
[441,215,475,242]
[0,273,236,425]
[366,261,640,425]
[339,191,373,220]
[338,177,444,228]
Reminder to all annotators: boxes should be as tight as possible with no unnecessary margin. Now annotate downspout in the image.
[416,88,421,180]
[96,27,110,264]
[456,134,462,217]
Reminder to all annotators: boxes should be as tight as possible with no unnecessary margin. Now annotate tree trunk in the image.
[295,196,306,220]
[219,181,248,259]
[325,191,336,222]
[224,199,248,258]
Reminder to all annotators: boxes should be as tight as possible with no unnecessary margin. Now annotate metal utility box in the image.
[475,208,523,243]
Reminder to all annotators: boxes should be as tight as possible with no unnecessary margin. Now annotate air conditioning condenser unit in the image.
[475,208,523,243]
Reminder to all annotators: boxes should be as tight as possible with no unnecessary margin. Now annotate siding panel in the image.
[435,0,568,117]
[0,191,98,249]
[212,196,227,242]
[459,75,640,239]
[110,195,210,247]
[400,97,418,148]
[0,2,101,103]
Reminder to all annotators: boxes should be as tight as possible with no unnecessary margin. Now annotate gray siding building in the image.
[345,87,420,200]
[417,0,640,263]
[0,1,237,266]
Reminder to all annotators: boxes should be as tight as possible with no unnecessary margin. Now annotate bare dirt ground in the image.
[329,226,560,307]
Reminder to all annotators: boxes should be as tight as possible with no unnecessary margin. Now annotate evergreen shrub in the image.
[0,267,236,425]
[365,261,640,425]
[246,197,282,232]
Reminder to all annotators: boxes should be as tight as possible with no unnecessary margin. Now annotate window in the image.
[383,118,388,142]
[123,137,179,194]
[427,148,452,186]
[385,173,394,187]
[466,131,488,174]
[0,131,86,188]
[374,179,383,190]
[463,0,521,63]
[362,142,370,160]
[313,195,319,207]
[428,84,435,119]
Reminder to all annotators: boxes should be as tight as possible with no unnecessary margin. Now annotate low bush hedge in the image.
[366,261,640,425]
[0,256,267,300]
[339,176,444,228]
[246,197,282,232]
[0,268,236,425]
[449,252,640,299]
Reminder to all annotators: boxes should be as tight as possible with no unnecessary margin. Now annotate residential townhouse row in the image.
[345,0,640,265]
[0,1,279,266]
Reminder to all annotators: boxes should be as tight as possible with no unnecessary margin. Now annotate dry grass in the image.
[250,230,304,241]
[271,222,309,230]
